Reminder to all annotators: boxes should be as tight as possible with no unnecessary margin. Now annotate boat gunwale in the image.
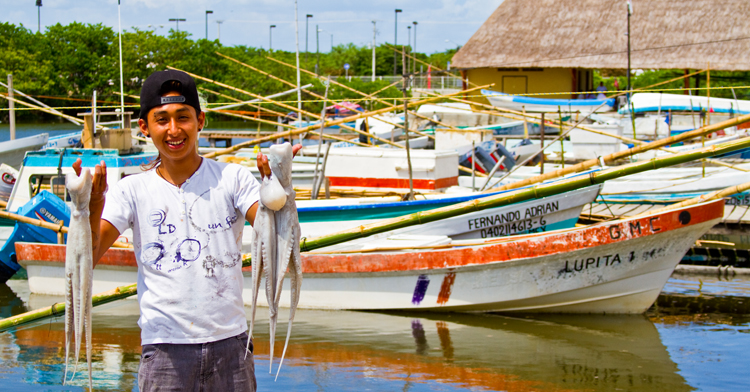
[15,199,724,276]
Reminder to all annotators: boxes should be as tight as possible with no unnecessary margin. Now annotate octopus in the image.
[247,142,302,380]
[63,168,94,391]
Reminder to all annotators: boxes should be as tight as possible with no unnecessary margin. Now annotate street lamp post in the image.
[329,33,333,51]
[169,18,186,32]
[393,9,402,75]
[205,10,213,40]
[306,14,313,62]
[407,25,411,75]
[216,20,224,42]
[412,21,418,74]
[627,0,632,99]
[35,0,42,33]
[316,25,320,74]
[372,21,377,82]
[269,25,276,50]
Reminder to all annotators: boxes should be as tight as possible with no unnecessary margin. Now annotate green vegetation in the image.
[595,69,750,99]
[0,22,456,123]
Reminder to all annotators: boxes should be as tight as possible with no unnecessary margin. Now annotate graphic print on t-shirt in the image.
[142,205,207,273]
[188,187,243,276]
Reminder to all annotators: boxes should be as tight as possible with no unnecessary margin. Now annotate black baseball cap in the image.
[139,70,202,120]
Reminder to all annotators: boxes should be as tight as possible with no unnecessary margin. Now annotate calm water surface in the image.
[1,276,749,392]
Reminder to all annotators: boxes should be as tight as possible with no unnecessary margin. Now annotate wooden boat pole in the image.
[311,78,331,199]
[0,209,131,248]
[402,49,415,200]
[199,86,288,118]
[0,93,86,126]
[265,55,475,136]
[637,180,750,217]
[0,80,81,126]
[489,113,750,192]
[3,134,750,331]
[216,52,329,102]
[0,283,138,331]
[420,91,750,173]
[299,135,750,251]
[383,43,471,86]
[200,84,489,159]
[169,66,412,150]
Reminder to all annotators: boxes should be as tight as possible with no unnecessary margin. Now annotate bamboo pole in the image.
[3,133,749,331]
[0,283,137,331]
[216,52,328,103]
[200,84,489,159]
[488,113,750,192]
[265,55,476,136]
[429,95,749,172]
[298,135,750,251]
[199,87,288,118]
[169,66,411,150]
[637,181,750,216]
[0,209,131,248]
[383,43,470,86]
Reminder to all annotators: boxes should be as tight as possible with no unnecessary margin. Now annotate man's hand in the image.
[256,143,303,179]
[73,158,108,203]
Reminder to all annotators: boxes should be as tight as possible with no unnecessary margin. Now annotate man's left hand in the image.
[257,143,303,179]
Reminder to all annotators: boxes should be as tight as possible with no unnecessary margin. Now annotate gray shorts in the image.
[138,332,256,392]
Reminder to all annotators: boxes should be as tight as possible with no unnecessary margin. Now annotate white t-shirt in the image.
[102,158,260,344]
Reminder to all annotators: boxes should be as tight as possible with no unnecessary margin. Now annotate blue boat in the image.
[483,89,615,113]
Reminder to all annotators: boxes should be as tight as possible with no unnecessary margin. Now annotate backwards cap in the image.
[139,70,202,120]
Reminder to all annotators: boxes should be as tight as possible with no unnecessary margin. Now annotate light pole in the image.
[372,21,377,82]
[627,0,632,99]
[169,18,186,32]
[412,21,418,74]
[393,9,402,75]
[306,14,313,62]
[205,10,213,40]
[407,25,411,75]
[329,32,333,51]
[36,0,42,33]
[269,25,276,50]
[216,20,224,42]
[316,26,320,74]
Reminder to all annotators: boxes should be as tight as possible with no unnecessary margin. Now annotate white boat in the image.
[0,133,49,169]
[483,89,615,113]
[41,131,82,150]
[619,92,750,115]
[16,199,723,313]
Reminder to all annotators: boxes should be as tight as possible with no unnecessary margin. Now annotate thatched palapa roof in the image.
[452,0,750,71]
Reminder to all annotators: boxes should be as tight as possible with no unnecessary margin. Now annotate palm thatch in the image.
[452,0,750,71]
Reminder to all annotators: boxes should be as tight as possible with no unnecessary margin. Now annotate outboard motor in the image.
[0,190,70,283]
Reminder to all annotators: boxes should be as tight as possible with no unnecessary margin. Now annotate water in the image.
[1,277,749,392]
[0,123,82,143]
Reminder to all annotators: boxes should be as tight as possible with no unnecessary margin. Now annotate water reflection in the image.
[0,280,699,391]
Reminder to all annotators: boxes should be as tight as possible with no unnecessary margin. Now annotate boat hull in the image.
[483,89,615,113]
[16,200,722,314]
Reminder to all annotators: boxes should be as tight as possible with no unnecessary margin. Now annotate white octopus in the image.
[63,168,94,391]
[247,142,302,380]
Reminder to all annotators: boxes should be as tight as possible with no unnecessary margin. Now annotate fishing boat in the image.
[5,148,156,213]
[619,92,750,115]
[0,133,49,170]
[15,199,722,313]
[296,185,599,238]
[483,89,615,113]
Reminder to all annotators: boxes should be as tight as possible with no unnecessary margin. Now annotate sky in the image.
[1,0,504,54]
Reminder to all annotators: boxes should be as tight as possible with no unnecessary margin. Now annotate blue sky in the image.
[2,0,503,54]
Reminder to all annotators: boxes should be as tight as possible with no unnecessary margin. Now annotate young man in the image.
[74,69,299,391]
